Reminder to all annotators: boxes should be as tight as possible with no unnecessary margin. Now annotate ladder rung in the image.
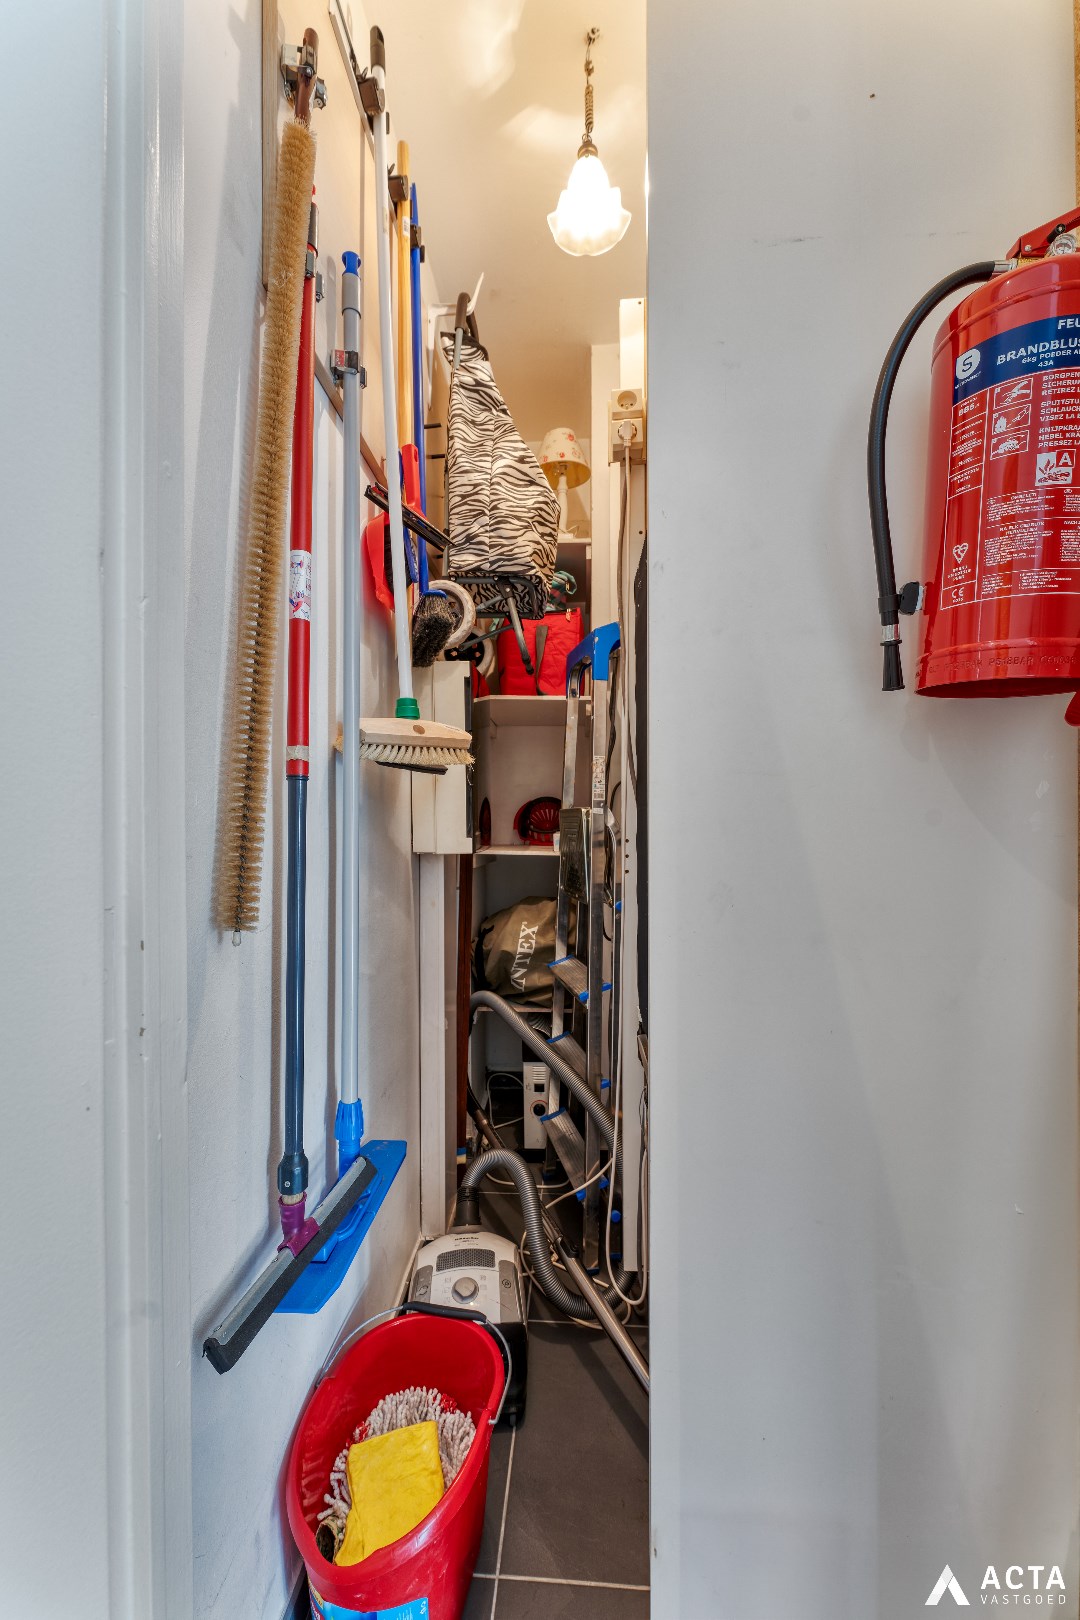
[548,1030,586,1079]
[542,1108,586,1189]
[550,956,589,1000]
[550,955,610,1004]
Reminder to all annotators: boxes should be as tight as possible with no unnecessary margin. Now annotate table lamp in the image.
[537,427,590,529]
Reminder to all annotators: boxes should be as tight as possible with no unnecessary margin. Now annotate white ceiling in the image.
[381,0,646,444]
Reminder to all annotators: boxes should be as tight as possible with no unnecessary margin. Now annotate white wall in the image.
[2,6,111,1611]
[648,4,1080,1617]
[4,2,192,1614]
[184,4,423,1615]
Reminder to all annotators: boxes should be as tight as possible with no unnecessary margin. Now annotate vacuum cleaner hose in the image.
[867,260,998,693]
[470,990,619,1165]
[461,1149,635,1323]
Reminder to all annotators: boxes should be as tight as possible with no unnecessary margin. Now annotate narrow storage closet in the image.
[195,2,649,1616]
[13,4,1080,1620]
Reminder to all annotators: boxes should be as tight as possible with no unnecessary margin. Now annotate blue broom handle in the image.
[410,183,427,516]
[280,776,308,1194]
[409,186,434,597]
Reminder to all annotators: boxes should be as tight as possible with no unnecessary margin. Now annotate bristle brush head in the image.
[358,715,474,777]
[213,116,317,936]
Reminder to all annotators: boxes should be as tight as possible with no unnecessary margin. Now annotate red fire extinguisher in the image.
[869,205,1080,723]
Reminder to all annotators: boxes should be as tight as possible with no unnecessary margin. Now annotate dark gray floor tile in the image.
[494,1579,649,1619]
[461,1573,497,1620]
[499,1322,649,1585]
[475,1426,513,1574]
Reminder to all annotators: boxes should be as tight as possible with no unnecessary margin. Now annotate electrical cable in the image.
[517,1229,632,1331]
[483,1071,526,1181]
[540,1156,612,1212]
[515,1157,631,1331]
[615,441,638,794]
[600,441,648,1310]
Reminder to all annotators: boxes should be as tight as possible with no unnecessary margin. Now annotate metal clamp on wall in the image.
[281,40,327,111]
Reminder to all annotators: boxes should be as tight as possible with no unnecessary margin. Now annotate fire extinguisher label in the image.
[940,315,1080,614]
[953,313,1080,403]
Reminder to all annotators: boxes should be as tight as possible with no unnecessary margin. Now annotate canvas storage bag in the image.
[473,896,574,1006]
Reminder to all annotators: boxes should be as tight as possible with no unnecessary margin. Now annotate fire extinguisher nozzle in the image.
[882,643,904,693]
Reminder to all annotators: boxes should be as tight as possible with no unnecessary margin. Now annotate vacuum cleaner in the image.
[409,1183,529,1428]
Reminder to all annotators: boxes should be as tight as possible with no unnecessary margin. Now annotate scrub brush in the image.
[360,28,473,776]
[215,30,321,936]
[358,716,472,771]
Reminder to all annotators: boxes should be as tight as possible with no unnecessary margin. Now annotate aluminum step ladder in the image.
[544,623,621,1268]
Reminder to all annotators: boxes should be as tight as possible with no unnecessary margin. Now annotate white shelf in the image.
[473,694,570,728]
[475,844,559,864]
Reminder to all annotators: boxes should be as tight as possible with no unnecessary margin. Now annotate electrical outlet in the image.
[608,387,646,464]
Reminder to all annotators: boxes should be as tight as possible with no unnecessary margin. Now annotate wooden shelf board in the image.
[474,844,559,863]
[473,694,572,728]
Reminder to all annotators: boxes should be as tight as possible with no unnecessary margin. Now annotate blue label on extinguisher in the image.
[954,313,1080,403]
[308,1589,428,1620]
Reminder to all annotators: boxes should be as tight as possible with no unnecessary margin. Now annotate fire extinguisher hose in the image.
[867,260,999,693]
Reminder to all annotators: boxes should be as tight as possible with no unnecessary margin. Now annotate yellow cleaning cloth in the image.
[335,1421,445,1566]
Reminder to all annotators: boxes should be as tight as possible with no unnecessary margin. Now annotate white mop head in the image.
[317,1385,477,1555]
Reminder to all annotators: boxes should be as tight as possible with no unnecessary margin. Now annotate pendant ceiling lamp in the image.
[547,28,631,258]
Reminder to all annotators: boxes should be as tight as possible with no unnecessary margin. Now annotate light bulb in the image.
[547,151,631,257]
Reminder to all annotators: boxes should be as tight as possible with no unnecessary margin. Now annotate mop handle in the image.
[279,195,318,1206]
[340,254,361,1114]
[286,194,318,777]
[370,34,414,706]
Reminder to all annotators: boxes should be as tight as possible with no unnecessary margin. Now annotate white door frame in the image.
[101,0,193,1613]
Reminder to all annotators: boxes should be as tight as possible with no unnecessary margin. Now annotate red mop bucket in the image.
[287,1305,507,1620]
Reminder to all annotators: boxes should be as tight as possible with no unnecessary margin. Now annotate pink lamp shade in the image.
[537,427,591,492]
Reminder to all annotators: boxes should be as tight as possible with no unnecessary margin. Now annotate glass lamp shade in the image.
[537,426,591,491]
[547,151,631,257]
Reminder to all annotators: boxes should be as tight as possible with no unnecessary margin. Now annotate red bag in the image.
[471,664,490,700]
[497,608,584,696]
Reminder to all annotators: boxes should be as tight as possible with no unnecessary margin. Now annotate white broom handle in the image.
[340,262,361,1107]
[371,59,414,702]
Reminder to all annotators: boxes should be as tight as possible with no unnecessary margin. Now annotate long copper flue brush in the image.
[215,31,320,937]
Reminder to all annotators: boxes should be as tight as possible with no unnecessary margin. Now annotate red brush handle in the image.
[287,201,317,777]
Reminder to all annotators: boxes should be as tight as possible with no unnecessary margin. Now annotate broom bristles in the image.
[214,118,317,936]
[411,592,459,667]
[358,740,474,773]
[358,714,473,776]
